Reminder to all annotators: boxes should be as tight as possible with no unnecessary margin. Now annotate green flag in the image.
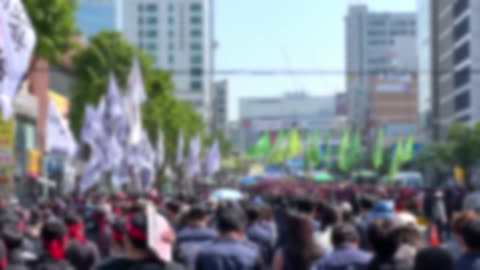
[324,130,332,167]
[373,128,385,170]
[348,130,361,168]
[305,131,320,168]
[403,135,415,162]
[286,128,302,159]
[247,132,271,159]
[338,130,350,172]
[388,139,403,181]
[268,130,287,163]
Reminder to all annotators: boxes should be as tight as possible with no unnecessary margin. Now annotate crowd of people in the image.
[0,183,478,270]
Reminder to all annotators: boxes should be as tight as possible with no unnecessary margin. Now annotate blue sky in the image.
[215,0,417,121]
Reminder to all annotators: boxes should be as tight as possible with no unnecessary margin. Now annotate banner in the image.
[206,140,221,176]
[146,203,173,262]
[186,135,201,179]
[0,0,37,120]
[0,118,15,183]
[27,149,41,177]
[156,129,165,168]
[126,57,146,145]
[45,100,77,157]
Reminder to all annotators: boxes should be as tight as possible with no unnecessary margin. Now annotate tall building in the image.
[416,0,433,141]
[430,0,478,140]
[345,5,417,131]
[121,0,213,122]
[211,80,228,133]
[76,0,120,37]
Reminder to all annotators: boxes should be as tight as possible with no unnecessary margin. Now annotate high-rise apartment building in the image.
[430,0,479,140]
[345,5,417,132]
[76,0,121,37]
[211,80,228,134]
[121,0,213,122]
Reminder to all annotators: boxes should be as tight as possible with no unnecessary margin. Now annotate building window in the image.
[454,0,469,17]
[454,66,470,88]
[191,29,202,37]
[191,55,202,64]
[168,55,174,64]
[146,4,157,12]
[168,3,174,12]
[191,43,202,50]
[454,17,469,41]
[368,30,385,36]
[147,43,156,51]
[168,17,174,25]
[191,16,202,24]
[138,4,143,12]
[454,42,470,65]
[190,68,203,76]
[169,43,174,50]
[390,29,408,36]
[138,17,143,24]
[191,81,202,91]
[454,91,470,112]
[147,30,157,37]
[191,3,202,11]
[457,114,471,123]
[147,17,157,24]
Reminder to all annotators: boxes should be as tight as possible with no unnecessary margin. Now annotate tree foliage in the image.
[69,30,204,162]
[23,0,78,63]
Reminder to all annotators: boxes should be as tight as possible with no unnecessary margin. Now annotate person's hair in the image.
[394,224,422,247]
[452,210,477,235]
[358,194,375,211]
[186,206,209,223]
[64,211,82,226]
[460,218,480,251]
[166,201,181,215]
[414,247,453,270]
[246,206,261,224]
[321,206,341,230]
[285,211,322,270]
[331,224,358,247]
[295,197,314,214]
[216,205,246,232]
[41,219,67,241]
[126,212,148,250]
[28,208,43,226]
[2,226,23,251]
[367,218,398,258]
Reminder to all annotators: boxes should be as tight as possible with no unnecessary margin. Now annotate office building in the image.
[416,0,433,141]
[211,80,228,133]
[76,0,120,37]
[121,0,213,122]
[345,5,417,131]
[430,0,479,140]
[238,92,342,150]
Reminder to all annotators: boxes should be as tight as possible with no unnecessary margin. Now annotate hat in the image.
[367,200,395,221]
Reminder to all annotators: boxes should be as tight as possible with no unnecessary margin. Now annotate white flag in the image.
[206,140,221,176]
[156,129,165,168]
[45,100,77,157]
[0,0,36,120]
[112,158,130,189]
[176,131,184,166]
[80,148,103,193]
[80,105,98,144]
[126,57,146,145]
[186,135,201,179]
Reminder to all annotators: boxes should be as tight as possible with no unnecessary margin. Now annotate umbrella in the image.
[313,171,334,182]
[209,188,244,201]
[240,175,259,186]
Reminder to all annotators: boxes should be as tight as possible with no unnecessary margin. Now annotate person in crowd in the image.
[295,197,321,232]
[366,218,412,270]
[195,205,263,270]
[87,207,112,258]
[393,224,423,267]
[315,206,341,253]
[355,194,375,250]
[96,211,183,270]
[272,211,322,270]
[414,247,453,270]
[455,218,480,270]
[174,205,217,268]
[432,190,449,241]
[246,206,274,267]
[165,201,183,231]
[33,219,75,270]
[64,211,100,270]
[447,210,477,259]
[23,208,43,256]
[2,226,32,270]
[315,224,371,270]
[110,217,126,257]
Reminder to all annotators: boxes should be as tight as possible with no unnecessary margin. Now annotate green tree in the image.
[447,122,480,186]
[202,129,234,157]
[23,0,78,63]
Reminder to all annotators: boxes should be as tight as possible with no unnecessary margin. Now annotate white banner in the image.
[45,100,77,157]
[156,129,165,168]
[186,135,201,179]
[206,140,221,176]
[0,0,36,120]
[176,131,184,166]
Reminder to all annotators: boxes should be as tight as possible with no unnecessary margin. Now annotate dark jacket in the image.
[366,256,413,270]
[96,256,184,270]
[195,237,263,270]
[86,227,112,258]
[65,239,100,270]
[174,225,218,268]
[316,245,372,270]
[247,223,274,266]
[32,256,75,270]
[6,250,30,270]
[455,252,480,270]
